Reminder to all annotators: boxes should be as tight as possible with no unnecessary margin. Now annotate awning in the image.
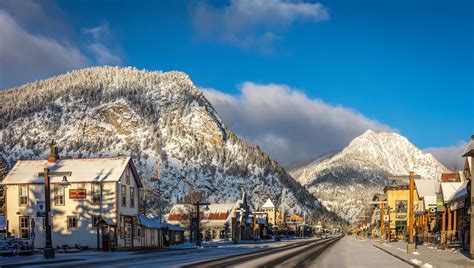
[96,217,116,226]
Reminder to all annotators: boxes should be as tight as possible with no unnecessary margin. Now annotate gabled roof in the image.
[441,181,468,203]
[262,198,275,208]
[463,136,474,157]
[415,180,440,198]
[1,157,142,187]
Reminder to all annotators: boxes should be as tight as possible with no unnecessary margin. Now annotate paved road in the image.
[311,236,412,268]
[3,236,414,267]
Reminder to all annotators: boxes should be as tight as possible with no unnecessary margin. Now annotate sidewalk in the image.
[371,239,474,268]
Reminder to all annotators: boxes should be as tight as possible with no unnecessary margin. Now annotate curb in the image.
[373,244,419,268]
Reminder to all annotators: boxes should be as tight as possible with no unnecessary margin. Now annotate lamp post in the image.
[193,201,210,246]
[38,169,71,259]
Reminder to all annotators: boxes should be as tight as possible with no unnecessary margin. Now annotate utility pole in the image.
[388,172,421,254]
[193,201,210,246]
[38,169,71,259]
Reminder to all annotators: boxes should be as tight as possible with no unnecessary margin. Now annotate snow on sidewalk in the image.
[372,239,474,268]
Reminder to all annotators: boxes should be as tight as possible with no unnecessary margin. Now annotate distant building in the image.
[167,192,251,242]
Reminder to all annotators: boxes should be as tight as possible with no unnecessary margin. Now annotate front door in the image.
[101,226,109,251]
[124,223,132,247]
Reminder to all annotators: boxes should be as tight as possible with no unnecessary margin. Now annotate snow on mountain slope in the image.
[290,130,448,223]
[0,66,341,224]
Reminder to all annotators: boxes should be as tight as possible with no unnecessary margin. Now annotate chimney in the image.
[48,140,59,163]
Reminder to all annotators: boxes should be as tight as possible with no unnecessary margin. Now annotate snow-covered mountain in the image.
[0,66,342,224]
[290,130,448,223]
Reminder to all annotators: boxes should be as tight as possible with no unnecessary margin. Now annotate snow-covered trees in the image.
[0,66,341,224]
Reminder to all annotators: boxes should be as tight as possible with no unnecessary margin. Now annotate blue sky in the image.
[0,0,472,166]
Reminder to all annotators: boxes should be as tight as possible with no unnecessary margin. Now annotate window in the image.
[19,185,28,206]
[126,169,130,185]
[20,216,29,239]
[137,227,141,241]
[121,185,127,207]
[130,187,135,208]
[67,216,78,229]
[91,184,101,204]
[92,215,100,228]
[54,185,65,206]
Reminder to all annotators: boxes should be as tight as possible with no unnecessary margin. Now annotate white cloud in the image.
[0,3,121,89]
[425,142,467,171]
[0,10,90,89]
[203,82,392,165]
[191,0,329,52]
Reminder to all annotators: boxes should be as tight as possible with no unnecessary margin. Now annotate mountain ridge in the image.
[0,66,344,225]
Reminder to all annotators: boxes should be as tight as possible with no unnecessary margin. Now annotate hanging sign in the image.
[36,200,46,217]
[69,189,87,199]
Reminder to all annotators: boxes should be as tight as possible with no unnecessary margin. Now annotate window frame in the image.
[130,187,135,208]
[126,168,131,185]
[54,184,65,206]
[19,216,30,239]
[67,216,78,229]
[91,183,101,205]
[121,185,127,207]
[19,185,28,207]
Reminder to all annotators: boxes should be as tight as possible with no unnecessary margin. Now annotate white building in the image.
[1,146,150,250]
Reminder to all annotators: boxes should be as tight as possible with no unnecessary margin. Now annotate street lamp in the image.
[38,169,71,259]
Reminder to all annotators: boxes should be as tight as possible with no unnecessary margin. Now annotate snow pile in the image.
[290,130,448,223]
[411,259,422,265]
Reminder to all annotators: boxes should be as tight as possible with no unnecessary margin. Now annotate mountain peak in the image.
[291,131,448,223]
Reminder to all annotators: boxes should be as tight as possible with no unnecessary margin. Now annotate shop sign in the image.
[69,189,87,199]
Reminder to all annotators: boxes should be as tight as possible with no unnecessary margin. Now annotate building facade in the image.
[1,147,149,250]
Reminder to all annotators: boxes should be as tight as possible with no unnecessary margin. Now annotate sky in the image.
[0,0,472,168]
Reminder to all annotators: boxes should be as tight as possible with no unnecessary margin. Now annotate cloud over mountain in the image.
[203,82,393,165]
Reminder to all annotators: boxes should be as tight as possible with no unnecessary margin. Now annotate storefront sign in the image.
[69,189,86,199]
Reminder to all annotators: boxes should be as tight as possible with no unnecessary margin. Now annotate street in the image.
[1,235,423,268]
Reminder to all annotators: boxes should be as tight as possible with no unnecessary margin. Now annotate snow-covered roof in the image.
[415,180,440,198]
[463,136,474,157]
[441,181,468,203]
[262,198,275,208]
[139,214,164,229]
[0,215,5,231]
[165,223,183,232]
[423,195,437,210]
[1,157,142,186]
[138,214,183,231]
